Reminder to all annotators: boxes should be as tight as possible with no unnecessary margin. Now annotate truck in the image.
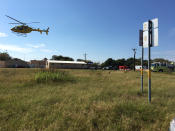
[135,65,147,71]
[151,62,174,72]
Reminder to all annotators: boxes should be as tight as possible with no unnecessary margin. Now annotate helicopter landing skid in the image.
[12,32,27,37]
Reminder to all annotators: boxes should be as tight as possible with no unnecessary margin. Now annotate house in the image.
[0,59,29,68]
[29,60,46,68]
[46,60,87,69]
[0,61,5,68]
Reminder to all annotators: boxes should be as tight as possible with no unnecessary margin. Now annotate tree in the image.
[153,58,170,63]
[125,58,134,69]
[0,52,11,61]
[91,62,100,67]
[77,59,92,63]
[115,58,126,66]
[77,59,85,62]
[43,58,48,61]
[51,55,74,61]
[125,58,141,69]
[101,58,116,67]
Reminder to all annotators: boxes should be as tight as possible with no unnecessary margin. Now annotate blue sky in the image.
[0,0,175,62]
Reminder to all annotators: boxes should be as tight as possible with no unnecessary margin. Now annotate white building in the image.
[46,60,87,69]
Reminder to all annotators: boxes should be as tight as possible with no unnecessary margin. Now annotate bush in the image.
[35,69,75,83]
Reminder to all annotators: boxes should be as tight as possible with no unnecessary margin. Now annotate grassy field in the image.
[0,68,175,130]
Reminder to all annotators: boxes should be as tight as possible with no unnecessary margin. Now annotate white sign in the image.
[143,18,158,48]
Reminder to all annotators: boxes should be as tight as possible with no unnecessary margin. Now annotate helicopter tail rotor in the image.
[46,27,49,35]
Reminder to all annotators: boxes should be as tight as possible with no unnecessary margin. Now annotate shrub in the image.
[35,69,75,83]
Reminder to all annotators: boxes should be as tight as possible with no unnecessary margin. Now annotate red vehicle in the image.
[119,66,129,70]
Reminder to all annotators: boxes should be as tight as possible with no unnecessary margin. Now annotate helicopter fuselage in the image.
[11,25,49,35]
[11,25,33,34]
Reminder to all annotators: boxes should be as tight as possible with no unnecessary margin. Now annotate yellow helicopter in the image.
[6,15,49,36]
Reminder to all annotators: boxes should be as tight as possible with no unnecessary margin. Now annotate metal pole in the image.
[141,45,144,93]
[148,20,152,103]
[132,49,136,71]
[139,29,144,93]
[134,52,136,71]
[84,53,87,62]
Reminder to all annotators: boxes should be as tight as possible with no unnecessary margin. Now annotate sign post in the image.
[139,30,144,93]
[148,20,152,103]
[142,18,158,103]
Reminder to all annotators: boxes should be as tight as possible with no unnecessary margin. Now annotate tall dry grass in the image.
[0,69,175,130]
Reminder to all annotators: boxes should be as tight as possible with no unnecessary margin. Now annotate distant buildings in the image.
[0,59,88,69]
[29,60,46,68]
[0,59,29,68]
[46,60,87,69]
[0,59,46,68]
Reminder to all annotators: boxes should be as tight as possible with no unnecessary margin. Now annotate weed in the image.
[35,69,75,83]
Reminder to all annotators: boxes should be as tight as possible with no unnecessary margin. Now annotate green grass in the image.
[35,69,75,83]
[0,68,175,130]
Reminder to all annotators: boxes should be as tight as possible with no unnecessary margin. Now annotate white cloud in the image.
[0,32,8,37]
[26,43,45,48]
[0,44,32,53]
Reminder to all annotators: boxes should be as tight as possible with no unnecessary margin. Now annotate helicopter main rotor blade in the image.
[9,22,40,24]
[24,22,40,24]
[5,15,26,25]
[9,23,22,24]
[30,22,40,23]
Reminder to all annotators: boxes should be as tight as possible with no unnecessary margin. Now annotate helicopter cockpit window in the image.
[19,27,23,30]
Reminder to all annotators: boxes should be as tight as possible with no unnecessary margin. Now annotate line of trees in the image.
[101,57,171,69]
[51,55,94,63]
[0,52,11,61]
[101,58,143,69]
[51,55,74,61]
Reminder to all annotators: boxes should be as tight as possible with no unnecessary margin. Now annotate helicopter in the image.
[6,15,49,36]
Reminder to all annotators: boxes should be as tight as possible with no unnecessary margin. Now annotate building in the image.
[0,59,29,68]
[46,60,87,69]
[29,60,46,68]
[0,61,6,68]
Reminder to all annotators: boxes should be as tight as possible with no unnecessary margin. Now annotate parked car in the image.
[89,66,97,70]
[102,66,116,70]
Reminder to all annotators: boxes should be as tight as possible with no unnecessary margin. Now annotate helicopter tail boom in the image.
[33,27,49,35]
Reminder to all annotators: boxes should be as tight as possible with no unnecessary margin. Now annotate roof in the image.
[47,60,87,64]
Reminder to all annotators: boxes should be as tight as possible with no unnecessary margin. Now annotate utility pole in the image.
[132,48,136,71]
[84,53,87,62]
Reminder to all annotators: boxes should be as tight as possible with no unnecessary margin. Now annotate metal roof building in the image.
[46,60,87,69]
